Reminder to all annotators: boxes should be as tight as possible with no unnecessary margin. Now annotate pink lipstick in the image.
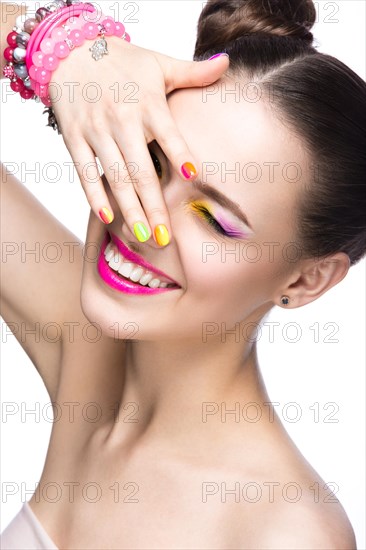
[97,232,180,295]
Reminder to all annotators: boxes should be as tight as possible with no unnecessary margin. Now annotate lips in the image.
[97,231,180,295]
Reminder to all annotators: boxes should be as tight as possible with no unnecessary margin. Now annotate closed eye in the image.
[190,203,229,237]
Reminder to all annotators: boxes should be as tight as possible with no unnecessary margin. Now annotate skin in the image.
[1,78,355,548]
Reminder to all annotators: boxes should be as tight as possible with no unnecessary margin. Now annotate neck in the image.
[107,337,274,461]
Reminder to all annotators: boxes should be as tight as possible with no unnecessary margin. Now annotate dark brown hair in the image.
[194,0,366,265]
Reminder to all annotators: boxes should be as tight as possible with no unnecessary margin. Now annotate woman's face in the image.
[81,78,311,342]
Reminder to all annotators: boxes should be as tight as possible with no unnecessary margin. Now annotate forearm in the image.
[0,2,26,75]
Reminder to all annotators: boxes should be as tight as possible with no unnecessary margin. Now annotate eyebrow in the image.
[192,178,253,230]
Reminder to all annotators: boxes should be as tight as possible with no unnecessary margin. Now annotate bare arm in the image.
[0,163,86,401]
[0,5,90,400]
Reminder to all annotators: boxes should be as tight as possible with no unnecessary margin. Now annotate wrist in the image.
[33,12,130,104]
[50,33,132,88]
[2,1,131,131]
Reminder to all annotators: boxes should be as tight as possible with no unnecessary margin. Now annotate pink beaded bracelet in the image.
[3,0,131,132]
[31,16,130,106]
[3,1,79,100]
[25,3,97,69]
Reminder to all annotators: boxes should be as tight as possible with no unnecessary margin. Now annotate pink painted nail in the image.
[208,53,229,61]
[181,162,197,180]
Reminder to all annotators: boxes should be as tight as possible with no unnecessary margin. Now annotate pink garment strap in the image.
[26,3,96,69]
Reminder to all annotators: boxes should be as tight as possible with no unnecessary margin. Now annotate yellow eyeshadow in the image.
[190,200,214,217]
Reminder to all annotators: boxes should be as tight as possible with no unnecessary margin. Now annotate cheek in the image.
[176,222,284,320]
[176,227,255,311]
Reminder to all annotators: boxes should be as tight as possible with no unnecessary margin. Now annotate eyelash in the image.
[190,203,229,237]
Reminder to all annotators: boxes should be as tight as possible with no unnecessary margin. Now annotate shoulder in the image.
[229,434,356,549]
[255,423,357,548]
[248,483,356,549]
[261,501,356,549]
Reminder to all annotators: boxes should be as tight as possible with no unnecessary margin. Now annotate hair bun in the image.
[195,0,316,56]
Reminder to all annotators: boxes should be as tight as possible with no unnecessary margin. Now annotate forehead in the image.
[166,79,312,244]
[167,78,309,189]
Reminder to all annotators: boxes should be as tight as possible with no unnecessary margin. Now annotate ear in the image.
[279,252,350,308]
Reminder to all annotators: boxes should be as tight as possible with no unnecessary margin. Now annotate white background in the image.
[1,0,365,547]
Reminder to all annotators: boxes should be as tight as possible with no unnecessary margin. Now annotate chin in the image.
[79,277,163,341]
[79,278,135,340]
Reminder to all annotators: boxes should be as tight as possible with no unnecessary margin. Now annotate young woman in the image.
[1,0,365,548]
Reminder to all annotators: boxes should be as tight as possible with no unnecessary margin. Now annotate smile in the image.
[97,231,180,295]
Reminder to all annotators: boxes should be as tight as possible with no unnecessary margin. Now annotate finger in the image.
[88,135,153,244]
[163,54,230,93]
[115,127,172,247]
[64,135,115,225]
[147,100,199,183]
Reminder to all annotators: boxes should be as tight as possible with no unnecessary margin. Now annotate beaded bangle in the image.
[25,3,97,69]
[3,1,72,100]
[3,0,131,133]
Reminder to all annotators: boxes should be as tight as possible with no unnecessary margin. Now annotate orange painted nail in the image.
[99,207,114,224]
[181,162,197,180]
[154,224,170,247]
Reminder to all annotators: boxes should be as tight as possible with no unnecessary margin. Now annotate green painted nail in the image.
[133,222,150,242]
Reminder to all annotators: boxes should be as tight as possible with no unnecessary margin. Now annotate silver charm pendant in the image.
[90,38,109,61]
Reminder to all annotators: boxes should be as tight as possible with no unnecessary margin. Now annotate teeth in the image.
[118,262,134,278]
[108,254,123,271]
[139,272,154,286]
[105,247,115,262]
[130,267,144,282]
[148,279,160,289]
[105,243,174,288]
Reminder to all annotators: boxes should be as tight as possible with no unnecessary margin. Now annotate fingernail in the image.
[208,53,229,60]
[99,207,114,224]
[181,162,197,180]
[134,222,150,243]
[154,224,170,247]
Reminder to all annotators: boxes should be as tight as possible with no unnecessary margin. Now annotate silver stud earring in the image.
[281,295,290,306]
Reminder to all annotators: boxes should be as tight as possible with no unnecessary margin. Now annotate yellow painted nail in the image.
[154,224,170,247]
[99,207,114,224]
[133,222,150,242]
